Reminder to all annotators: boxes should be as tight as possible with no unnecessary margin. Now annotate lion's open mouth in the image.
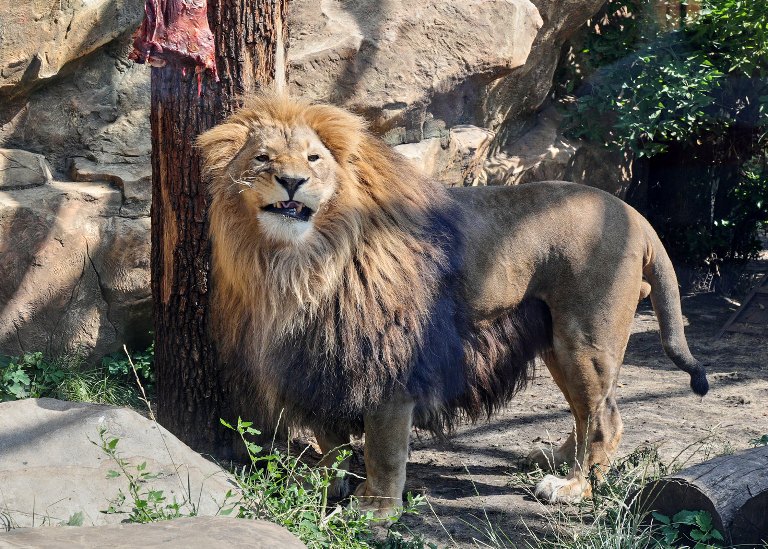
[263,201,314,222]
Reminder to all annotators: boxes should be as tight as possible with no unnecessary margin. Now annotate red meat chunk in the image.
[129,0,217,79]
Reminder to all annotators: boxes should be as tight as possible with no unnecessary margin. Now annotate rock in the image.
[0,181,151,360]
[288,0,543,142]
[394,125,495,186]
[0,399,238,528]
[71,157,151,218]
[446,126,496,186]
[563,143,634,198]
[0,148,52,189]
[0,0,144,97]
[486,0,606,146]
[0,38,151,176]
[0,516,305,549]
[484,107,577,185]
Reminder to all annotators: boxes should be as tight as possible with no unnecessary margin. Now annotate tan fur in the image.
[198,95,707,518]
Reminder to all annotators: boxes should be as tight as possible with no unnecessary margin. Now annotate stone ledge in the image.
[0,516,305,548]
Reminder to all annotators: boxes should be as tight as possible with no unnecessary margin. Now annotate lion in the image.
[197,94,708,519]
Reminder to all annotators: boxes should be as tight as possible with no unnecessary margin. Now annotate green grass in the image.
[0,346,154,407]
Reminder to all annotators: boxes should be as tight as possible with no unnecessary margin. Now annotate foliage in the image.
[0,352,67,402]
[567,0,768,157]
[0,346,154,406]
[102,343,155,395]
[562,0,768,268]
[95,427,200,523]
[749,434,768,447]
[652,510,724,548]
[221,418,433,549]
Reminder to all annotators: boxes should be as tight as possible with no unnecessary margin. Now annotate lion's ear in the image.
[196,122,251,176]
[303,104,368,165]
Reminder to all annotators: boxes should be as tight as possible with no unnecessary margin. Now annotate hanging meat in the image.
[129,0,217,80]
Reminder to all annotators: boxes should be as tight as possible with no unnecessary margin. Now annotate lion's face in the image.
[229,124,340,243]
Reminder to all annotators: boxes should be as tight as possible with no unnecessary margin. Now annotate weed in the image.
[749,434,768,447]
[652,509,724,548]
[221,417,433,548]
[94,427,201,523]
[0,346,154,407]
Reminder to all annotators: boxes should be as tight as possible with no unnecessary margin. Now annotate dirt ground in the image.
[356,291,768,547]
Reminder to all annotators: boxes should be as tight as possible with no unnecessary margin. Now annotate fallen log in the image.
[636,444,768,545]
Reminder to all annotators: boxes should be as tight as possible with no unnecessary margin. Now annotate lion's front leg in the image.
[315,430,352,498]
[354,392,414,521]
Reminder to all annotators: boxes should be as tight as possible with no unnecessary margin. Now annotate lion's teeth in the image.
[296,203,303,212]
[276,201,285,208]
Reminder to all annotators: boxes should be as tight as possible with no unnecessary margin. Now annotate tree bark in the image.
[637,445,768,545]
[146,0,288,456]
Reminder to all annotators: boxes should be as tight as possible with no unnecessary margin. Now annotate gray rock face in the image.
[0,181,151,360]
[394,125,495,186]
[0,516,305,549]
[289,0,543,143]
[484,107,578,185]
[0,0,144,97]
[0,149,53,189]
[0,399,236,528]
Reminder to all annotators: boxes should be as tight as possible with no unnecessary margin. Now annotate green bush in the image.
[563,0,768,268]
[0,346,154,407]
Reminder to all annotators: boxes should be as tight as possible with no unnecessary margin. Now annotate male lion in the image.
[197,95,708,518]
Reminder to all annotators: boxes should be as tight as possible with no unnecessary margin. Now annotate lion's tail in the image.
[642,222,709,396]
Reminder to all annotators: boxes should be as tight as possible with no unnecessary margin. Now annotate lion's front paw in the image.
[351,481,403,522]
[533,474,587,504]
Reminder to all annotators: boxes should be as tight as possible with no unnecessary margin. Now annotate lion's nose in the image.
[275,175,308,199]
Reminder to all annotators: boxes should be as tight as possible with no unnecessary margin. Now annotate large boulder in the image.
[0,0,144,97]
[289,0,543,143]
[0,516,305,549]
[0,398,236,528]
[0,148,53,189]
[0,38,151,176]
[0,179,151,360]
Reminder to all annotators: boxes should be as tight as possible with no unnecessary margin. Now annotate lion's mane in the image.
[199,95,552,435]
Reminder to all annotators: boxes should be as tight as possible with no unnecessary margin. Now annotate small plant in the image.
[103,343,155,395]
[221,417,432,549]
[652,510,725,548]
[749,434,768,447]
[0,346,154,407]
[94,427,201,523]
[0,352,66,401]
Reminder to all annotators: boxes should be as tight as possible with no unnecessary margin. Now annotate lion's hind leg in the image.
[527,352,578,472]
[533,321,629,504]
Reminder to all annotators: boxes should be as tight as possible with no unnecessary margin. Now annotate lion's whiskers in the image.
[228,174,254,194]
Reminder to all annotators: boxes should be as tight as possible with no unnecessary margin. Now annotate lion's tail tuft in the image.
[642,223,709,397]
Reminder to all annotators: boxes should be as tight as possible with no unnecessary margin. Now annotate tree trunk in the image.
[145,0,288,456]
[637,445,768,546]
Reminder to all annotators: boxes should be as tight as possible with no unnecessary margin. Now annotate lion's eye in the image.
[255,154,270,162]
[308,154,320,162]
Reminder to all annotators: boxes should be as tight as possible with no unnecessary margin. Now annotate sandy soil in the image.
[353,292,768,547]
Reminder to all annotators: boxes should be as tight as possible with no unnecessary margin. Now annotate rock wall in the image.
[0,0,606,360]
